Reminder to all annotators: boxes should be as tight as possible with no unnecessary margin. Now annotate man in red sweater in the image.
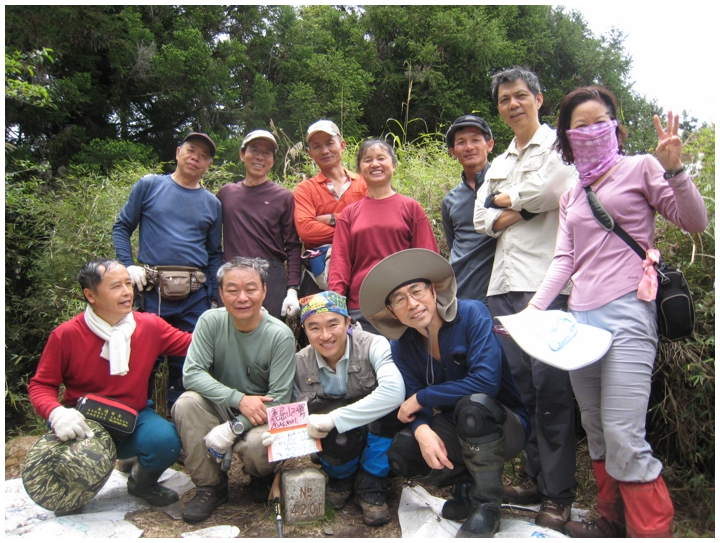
[293,120,367,297]
[28,258,192,507]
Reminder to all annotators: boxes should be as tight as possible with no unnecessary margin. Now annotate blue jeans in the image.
[321,432,392,479]
[115,403,181,472]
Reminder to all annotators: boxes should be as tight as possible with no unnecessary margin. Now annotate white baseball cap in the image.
[241,130,278,151]
[306,120,341,142]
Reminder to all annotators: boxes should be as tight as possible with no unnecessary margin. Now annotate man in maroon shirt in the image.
[28,258,192,507]
[216,130,302,320]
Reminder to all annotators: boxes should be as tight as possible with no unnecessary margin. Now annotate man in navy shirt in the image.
[113,132,223,410]
[360,249,529,538]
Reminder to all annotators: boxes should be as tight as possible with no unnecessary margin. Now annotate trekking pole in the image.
[269,471,283,538]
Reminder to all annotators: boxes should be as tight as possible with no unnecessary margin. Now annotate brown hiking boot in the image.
[503,475,540,505]
[326,476,354,509]
[182,486,229,523]
[535,500,571,533]
[565,516,625,538]
[355,494,391,526]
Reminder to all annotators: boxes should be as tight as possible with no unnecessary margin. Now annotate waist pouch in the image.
[301,245,332,290]
[144,265,206,301]
[76,394,138,442]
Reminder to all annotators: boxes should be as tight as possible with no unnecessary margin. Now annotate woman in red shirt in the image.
[328,139,439,333]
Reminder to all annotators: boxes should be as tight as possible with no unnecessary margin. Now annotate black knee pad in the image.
[387,428,429,478]
[320,426,367,466]
[368,408,408,438]
[455,393,506,445]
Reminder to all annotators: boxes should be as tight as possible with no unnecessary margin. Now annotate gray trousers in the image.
[570,291,662,483]
[172,391,280,489]
[489,291,576,504]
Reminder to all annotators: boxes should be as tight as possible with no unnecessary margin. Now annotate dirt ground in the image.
[5,435,712,538]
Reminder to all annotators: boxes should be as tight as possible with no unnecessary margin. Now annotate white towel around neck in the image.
[84,305,137,376]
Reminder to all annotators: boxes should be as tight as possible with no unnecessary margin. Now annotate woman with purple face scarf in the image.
[526,87,707,538]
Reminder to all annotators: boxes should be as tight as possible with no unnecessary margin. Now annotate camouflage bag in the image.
[22,420,116,515]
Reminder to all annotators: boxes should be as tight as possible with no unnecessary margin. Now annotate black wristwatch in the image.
[230,417,245,435]
[329,214,336,227]
[663,166,685,180]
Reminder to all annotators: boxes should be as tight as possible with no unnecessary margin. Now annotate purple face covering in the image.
[566,119,621,187]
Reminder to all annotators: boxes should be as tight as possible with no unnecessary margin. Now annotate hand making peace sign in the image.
[653,110,683,172]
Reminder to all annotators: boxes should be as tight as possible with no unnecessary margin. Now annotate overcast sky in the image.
[564,3,716,124]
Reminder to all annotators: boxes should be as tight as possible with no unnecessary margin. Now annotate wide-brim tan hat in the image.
[359,249,457,340]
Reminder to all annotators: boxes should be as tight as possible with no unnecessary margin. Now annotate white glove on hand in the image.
[261,431,275,447]
[204,422,236,462]
[127,265,147,291]
[281,288,300,317]
[307,413,335,439]
[48,406,94,441]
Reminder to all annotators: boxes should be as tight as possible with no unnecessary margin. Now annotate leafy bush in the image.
[73,139,158,175]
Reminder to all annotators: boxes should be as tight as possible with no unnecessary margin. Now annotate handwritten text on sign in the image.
[266,401,320,462]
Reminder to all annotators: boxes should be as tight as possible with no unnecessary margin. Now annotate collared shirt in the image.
[326,178,351,199]
[474,124,577,296]
[293,170,367,248]
[441,164,496,303]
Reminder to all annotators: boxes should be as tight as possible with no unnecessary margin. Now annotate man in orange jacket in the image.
[293,120,367,298]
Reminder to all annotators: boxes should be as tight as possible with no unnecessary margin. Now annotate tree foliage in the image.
[5,5,671,172]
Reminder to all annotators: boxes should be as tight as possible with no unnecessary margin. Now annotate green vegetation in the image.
[5,4,713,535]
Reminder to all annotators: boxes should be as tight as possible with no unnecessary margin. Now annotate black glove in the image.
[484,192,502,209]
[519,209,539,221]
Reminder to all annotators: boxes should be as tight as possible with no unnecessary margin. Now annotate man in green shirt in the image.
[172,257,296,523]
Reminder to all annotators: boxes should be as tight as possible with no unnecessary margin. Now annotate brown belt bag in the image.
[143,265,206,301]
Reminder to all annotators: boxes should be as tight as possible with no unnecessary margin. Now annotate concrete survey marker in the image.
[281,468,325,524]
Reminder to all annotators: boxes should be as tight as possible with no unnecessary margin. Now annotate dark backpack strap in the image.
[584,186,646,260]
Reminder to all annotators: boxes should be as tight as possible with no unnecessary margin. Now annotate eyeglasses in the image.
[245,146,274,158]
[387,284,431,310]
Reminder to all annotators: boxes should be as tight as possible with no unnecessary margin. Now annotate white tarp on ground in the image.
[398,484,590,538]
[5,468,194,538]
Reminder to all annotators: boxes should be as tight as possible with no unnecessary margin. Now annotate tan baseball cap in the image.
[306,120,342,142]
[241,130,278,151]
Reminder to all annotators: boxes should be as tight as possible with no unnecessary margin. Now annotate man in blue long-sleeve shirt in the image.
[112,132,223,410]
[360,249,529,538]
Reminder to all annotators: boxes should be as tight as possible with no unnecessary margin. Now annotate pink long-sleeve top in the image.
[531,155,707,312]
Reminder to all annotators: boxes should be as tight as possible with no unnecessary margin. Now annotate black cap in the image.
[445,115,493,148]
[181,132,216,157]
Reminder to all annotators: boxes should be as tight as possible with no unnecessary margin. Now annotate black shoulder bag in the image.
[584,186,694,341]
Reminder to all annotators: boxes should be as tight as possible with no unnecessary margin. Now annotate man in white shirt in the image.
[473,66,578,533]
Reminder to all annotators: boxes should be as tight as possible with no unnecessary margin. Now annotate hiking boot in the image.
[355,494,392,526]
[326,476,354,510]
[565,516,625,538]
[247,474,275,503]
[535,500,571,533]
[441,482,473,521]
[354,469,391,526]
[127,463,179,507]
[182,486,228,523]
[503,475,540,505]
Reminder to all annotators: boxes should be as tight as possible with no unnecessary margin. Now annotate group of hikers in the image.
[26,66,707,538]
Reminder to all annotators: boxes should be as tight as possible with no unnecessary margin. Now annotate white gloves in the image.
[127,265,147,291]
[307,413,335,439]
[261,431,275,447]
[204,421,236,462]
[48,406,94,441]
[281,288,300,317]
